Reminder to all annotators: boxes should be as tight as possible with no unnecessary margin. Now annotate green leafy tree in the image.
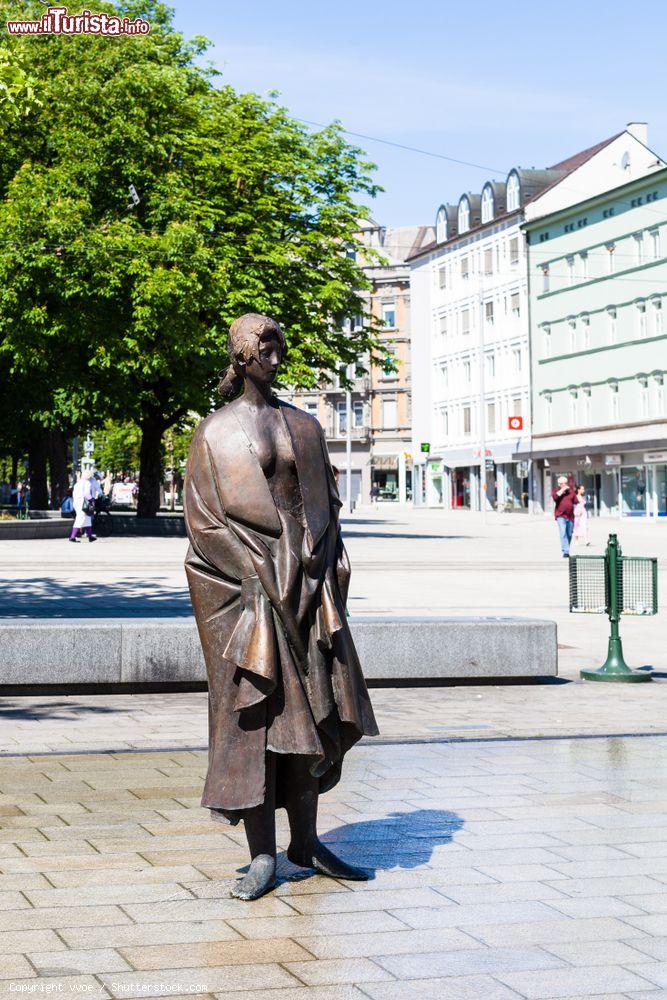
[0,1,381,515]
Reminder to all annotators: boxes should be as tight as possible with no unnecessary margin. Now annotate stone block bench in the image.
[0,616,557,688]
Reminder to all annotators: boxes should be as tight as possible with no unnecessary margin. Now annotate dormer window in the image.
[506,171,520,212]
[458,197,471,234]
[436,206,448,244]
[481,185,494,224]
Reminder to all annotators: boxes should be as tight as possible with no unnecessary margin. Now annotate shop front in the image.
[539,450,667,517]
[371,452,411,503]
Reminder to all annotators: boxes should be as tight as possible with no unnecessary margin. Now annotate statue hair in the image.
[218,313,286,401]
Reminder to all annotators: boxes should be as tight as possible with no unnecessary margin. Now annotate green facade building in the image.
[525,165,667,517]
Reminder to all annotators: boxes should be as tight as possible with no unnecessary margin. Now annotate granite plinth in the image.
[0,616,557,687]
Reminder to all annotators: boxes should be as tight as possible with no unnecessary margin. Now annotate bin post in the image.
[580,534,651,682]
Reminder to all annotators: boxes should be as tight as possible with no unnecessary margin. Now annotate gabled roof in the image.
[548,133,622,173]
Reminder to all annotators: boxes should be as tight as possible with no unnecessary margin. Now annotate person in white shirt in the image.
[69,470,96,543]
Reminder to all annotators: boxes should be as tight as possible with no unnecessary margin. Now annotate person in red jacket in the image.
[552,475,576,558]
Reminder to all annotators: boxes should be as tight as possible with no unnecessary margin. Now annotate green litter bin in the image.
[570,533,657,682]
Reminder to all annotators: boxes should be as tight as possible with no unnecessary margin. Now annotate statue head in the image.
[218,313,287,401]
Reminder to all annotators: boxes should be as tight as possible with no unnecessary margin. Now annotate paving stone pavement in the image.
[1,734,667,998]
[0,682,666,755]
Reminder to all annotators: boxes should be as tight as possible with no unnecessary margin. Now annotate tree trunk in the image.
[137,414,165,518]
[28,433,49,510]
[47,430,69,509]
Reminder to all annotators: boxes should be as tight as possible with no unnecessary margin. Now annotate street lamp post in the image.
[478,277,487,524]
[346,364,352,513]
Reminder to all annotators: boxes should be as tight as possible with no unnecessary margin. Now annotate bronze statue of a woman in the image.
[184,313,378,900]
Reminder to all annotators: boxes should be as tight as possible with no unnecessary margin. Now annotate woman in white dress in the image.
[572,484,590,547]
[69,470,96,543]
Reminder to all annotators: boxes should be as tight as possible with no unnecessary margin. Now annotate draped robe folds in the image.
[184,399,379,819]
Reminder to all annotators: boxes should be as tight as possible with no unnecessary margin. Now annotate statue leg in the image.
[231,751,277,900]
[284,755,368,881]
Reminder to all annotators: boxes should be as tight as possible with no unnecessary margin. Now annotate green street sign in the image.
[420,442,430,453]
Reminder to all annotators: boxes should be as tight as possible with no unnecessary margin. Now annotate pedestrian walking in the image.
[572,484,590,547]
[69,470,97,543]
[552,475,575,558]
[370,481,380,509]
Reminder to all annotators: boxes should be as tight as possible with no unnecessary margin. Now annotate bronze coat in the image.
[184,398,378,815]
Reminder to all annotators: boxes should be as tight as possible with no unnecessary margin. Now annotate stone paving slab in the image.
[1,679,667,757]
[0,736,666,997]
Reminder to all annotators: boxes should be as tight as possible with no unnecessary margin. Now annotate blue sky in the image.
[171,1,667,228]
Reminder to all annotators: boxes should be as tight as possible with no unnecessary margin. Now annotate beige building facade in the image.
[287,220,432,506]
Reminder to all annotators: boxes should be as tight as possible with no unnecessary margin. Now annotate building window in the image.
[463,359,471,383]
[579,252,589,281]
[336,401,347,435]
[606,244,616,273]
[506,172,520,211]
[637,301,647,339]
[461,309,470,336]
[510,292,520,316]
[566,255,575,285]
[512,396,523,418]
[486,402,496,434]
[653,297,663,336]
[581,314,590,349]
[353,400,363,428]
[440,362,448,390]
[543,324,551,357]
[485,301,494,325]
[639,376,649,417]
[382,398,397,429]
[650,229,661,261]
[463,405,471,435]
[484,247,493,274]
[609,380,620,422]
[304,401,318,416]
[654,373,664,414]
[608,307,617,342]
[485,352,495,378]
[544,393,552,430]
[634,233,644,265]
[458,197,470,234]
[509,237,520,265]
[382,302,396,328]
[541,265,550,293]
[481,186,494,224]
[381,346,397,379]
[436,206,448,244]
[440,408,449,437]
[569,388,579,426]
[460,256,470,280]
[512,347,522,373]
[582,384,592,423]
[438,266,447,289]
[568,319,577,352]
[439,314,448,338]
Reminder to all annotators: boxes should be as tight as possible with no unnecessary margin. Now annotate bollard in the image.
[570,533,656,683]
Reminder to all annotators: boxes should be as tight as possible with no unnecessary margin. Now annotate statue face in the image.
[245,330,282,390]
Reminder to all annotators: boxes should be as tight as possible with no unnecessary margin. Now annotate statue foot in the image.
[287,840,369,881]
[231,854,276,900]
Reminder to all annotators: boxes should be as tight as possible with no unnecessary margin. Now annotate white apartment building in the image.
[409,124,663,511]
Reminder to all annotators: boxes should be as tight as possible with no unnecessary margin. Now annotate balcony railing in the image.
[326,425,370,441]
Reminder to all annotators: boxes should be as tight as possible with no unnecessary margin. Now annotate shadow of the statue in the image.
[277,808,464,884]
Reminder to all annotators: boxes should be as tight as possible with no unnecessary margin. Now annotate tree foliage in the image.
[0,1,381,513]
